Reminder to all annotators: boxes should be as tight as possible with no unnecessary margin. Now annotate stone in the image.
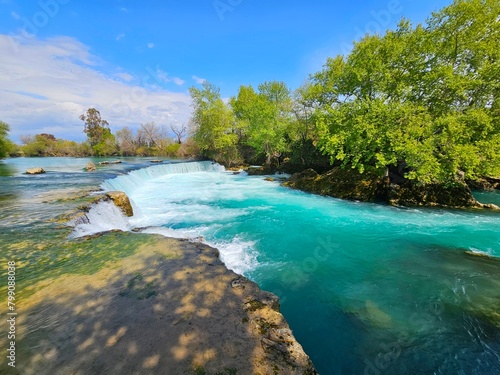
[387,181,479,208]
[85,161,96,172]
[284,167,386,202]
[246,165,277,176]
[231,277,247,289]
[26,168,45,175]
[99,160,122,165]
[104,191,134,217]
[283,166,493,209]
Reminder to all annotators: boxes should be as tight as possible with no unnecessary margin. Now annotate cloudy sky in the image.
[0,0,451,142]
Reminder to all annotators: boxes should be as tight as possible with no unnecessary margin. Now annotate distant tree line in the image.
[189,0,500,183]
[3,108,196,158]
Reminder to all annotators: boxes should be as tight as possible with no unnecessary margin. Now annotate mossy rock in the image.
[387,182,478,208]
[284,167,485,208]
[284,167,387,202]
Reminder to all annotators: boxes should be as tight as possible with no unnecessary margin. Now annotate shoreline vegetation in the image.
[2,0,500,210]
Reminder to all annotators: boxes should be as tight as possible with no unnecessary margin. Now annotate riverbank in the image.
[2,230,316,375]
[274,166,500,210]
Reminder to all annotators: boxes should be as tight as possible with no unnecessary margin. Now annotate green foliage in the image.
[10,0,499,179]
[190,81,241,166]
[80,108,110,148]
[18,123,184,158]
[310,0,500,183]
[0,120,11,158]
[21,134,91,157]
[164,142,181,157]
[231,81,292,165]
[92,129,118,156]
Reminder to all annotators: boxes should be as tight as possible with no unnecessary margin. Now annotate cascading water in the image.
[70,201,131,238]
[101,160,225,195]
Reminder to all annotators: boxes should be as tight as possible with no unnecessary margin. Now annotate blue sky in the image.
[0,0,452,141]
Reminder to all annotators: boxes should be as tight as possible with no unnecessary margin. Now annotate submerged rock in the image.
[85,161,96,172]
[26,167,45,175]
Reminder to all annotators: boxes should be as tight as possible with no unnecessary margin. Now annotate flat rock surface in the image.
[6,234,316,375]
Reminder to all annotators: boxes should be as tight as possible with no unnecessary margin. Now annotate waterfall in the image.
[101,160,225,195]
[69,201,131,238]
[70,161,225,238]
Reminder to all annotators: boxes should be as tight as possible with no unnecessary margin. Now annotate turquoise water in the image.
[2,158,500,374]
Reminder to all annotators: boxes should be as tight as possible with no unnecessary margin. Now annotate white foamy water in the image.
[69,160,261,275]
[139,226,258,275]
[70,201,131,238]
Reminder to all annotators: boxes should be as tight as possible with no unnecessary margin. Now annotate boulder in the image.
[85,161,96,172]
[104,191,134,217]
[466,177,500,191]
[283,167,494,209]
[26,168,45,175]
[387,181,480,208]
[99,160,122,165]
[284,167,387,202]
[246,165,277,176]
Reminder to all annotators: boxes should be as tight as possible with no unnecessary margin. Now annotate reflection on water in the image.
[0,160,16,176]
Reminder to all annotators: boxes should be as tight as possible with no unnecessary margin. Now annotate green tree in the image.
[21,134,56,156]
[92,130,119,156]
[231,81,292,165]
[311,0,500,183]
[189,81,241,166]
[80,108,110,147]
[0,121,11,158]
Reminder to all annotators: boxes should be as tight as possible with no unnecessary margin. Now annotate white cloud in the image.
[192,75,206,84]
[172,77,185,86]
[153,67,185,86]
[120,7,128,12]
[10,11,20,20]
[115,72,134,82]
[0,34,192,142]
[116,33,125,41]
[147,42,154,49]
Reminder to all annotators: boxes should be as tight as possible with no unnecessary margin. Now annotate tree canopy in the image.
[310,0,500,183]
[189,82,241,165]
